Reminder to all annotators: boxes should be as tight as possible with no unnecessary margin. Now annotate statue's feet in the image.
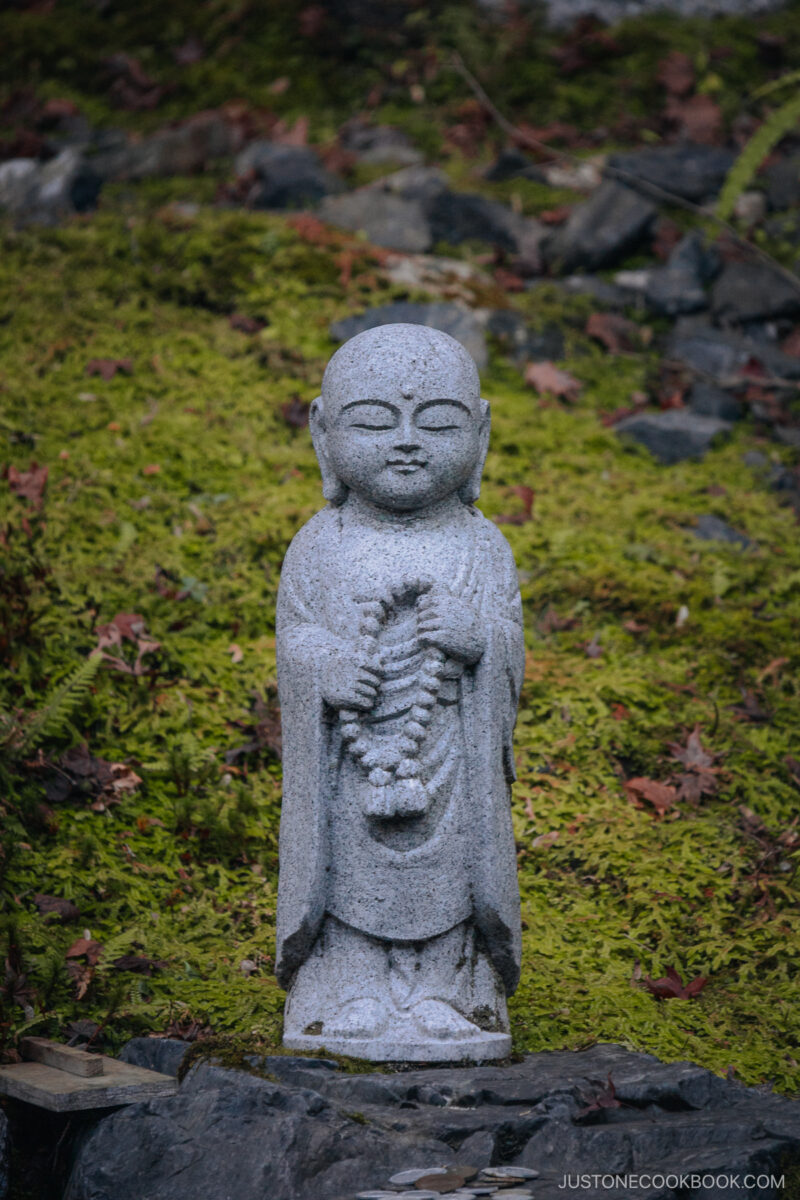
[409,999,481,1040]
[325,997,389,1039]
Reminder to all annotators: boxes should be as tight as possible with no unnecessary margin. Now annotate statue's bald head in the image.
[321,323,481,417]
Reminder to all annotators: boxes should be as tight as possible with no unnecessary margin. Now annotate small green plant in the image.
[717,85,800,221]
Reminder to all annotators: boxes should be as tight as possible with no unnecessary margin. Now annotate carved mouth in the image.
[387,459,426,474]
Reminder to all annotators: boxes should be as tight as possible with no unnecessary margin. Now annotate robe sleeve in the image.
[463,517,525,995]
[274,511,348,989]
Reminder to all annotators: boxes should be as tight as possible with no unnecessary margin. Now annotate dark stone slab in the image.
[615,409,732,464]
[484,149,545,183]
[687,381,744,422]
[686,514,752,547]
[319,190,431,252]
[711,262,800,325]
[486,310,565,363]
[0,150,102,226]
[763,153,800,212]
[90,113,241,181]
[234,141,342,209]
[338,120,421,166]
[543,181,657,273]
[667,318,800,384]
[330,302,488,369]
[119,1037,190,1077]
[65,1042,800,1200]
[607,144,736,204]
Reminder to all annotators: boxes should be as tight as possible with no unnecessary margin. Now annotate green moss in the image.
[1,0,800,1098]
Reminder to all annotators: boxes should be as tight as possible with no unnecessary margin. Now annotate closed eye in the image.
[417,423,461,432]
[350,422,395,430]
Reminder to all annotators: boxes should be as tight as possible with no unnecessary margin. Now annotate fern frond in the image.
[717,90,800,222]
[21,653,102,753]
[752,69,800,102]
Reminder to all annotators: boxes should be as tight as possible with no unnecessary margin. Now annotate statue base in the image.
[282,1029,511,1063]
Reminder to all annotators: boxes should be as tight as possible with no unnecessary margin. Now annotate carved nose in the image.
[394,439,421,454]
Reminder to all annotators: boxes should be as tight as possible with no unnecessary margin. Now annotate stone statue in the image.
[275,323,524,1062]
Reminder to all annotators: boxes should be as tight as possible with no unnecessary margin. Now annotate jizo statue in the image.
[275,323,524,1061]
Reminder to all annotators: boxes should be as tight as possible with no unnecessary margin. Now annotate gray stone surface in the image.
[339,121,422,167]
[667,318,800,384]
[687,514,751,547]
[615,408,732,464]
[65,1041,800,1200]
[542,181,657,273]
[687,381,744,422]
[90,113,242,181]
[275,324,523,1061]
[234,140,342,209]
[480,0,786,21]
[486,310,565,364]
[319,189,432,252]
[330,303,488,370]
[607,144,735,203]
[0,150,102,226]
[763,153,800,212]
[711,262,800,325]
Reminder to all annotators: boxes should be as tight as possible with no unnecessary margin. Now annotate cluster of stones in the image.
[357,1164,539,1199]
[339,579,446,819]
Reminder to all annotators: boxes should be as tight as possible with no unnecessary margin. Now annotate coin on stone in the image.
[417,1172,476,1192]
[480,1168,539,1180]
[390,1168,449,1185]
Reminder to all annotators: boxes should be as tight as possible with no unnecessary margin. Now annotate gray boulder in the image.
[711,262,800,325]
[615,408,733,463]
[235,141,342,209]
[667,317,800,384]
[339,121,421,166]
[319,190,431,252]
[687,514,752,547]
[486,310,565,363]
[687,381,744,422]
[607,143,736,204]
[91,113,242,181]
[0,150,101,226]
[634,231,721,316]
[330,302,488,369]
[66,1041,800,1200]
[542,181,657,273]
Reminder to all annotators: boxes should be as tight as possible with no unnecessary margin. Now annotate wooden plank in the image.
[0,1055,178,1112]
[20,1037,104,1078]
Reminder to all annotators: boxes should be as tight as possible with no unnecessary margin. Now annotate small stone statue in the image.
[275,323,524,1061]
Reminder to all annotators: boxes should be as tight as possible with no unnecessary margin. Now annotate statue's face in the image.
[319,329,485,512]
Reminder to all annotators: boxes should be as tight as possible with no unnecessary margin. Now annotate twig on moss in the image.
[449,51,800,298]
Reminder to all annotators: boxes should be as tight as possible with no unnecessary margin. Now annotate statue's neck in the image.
[343,492,465,531]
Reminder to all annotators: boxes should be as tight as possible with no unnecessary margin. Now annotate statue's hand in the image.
[416,587,486,665]
[319,646,381,711]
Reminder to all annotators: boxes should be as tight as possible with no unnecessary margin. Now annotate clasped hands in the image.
[320,585,485,712]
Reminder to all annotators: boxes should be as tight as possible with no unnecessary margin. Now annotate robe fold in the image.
[275,502,524,996]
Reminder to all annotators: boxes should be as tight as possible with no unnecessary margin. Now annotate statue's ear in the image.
[458,398,491,505]
[309,396,348,506]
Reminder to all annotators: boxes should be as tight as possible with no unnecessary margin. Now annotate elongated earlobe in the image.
[459,399,491,504]
[309,396,348,505]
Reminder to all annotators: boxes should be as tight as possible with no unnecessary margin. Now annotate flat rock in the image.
[64,1041,800,1200]
[426,190,545,259]
[686,380,743,422]
[90,113,241,181]
[711,262,800,325]
[763,153,800,212]
[667,317,800,384]
[484,150,543,183]
[486,310,565,363]
[615,408,732,464]
[330,302,488,369]
[234,141,341,209]
[687,514,751,547]
[542,181,657,273]
[319,190,431,252]
[339,121,422,167]
[0,150,102,226]
[607,143,735,203]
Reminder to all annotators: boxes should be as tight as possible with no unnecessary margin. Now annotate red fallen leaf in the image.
[652,218,683,261]
[584,634,603,659]
[269,76,291,95]
[758,657,788,683]
[493,267,525,292]
[781,327,800,359]
[271,115,308,147]
[576,1075,621,1118]
[612,703,630,720]
[229,313,265,334]
[531,829,559,849]
[228,643,243,663]
[33,894,80,921]
[497,483,536,525]
[97,613,147,644]
[298,4,327,36]
[538,206,572,225]
[586,311,638,354]
[730,688,770,723]
[643,966,708,1000]
[67,962,94,1001]
[538,606,578,633]
[668,726,715,771]
[623,618,649,634]
[40,97,80,121]
[112,954,167,975]
[66,937,103,966]
[7,461,47,510]
[525,361,582,403]
[674,772,716,805]
[281,396,310,428]
[625,776,677,814]
[665,94,723,146]
[86,358,133,381]
[600,391,649,427]
[657,50,695,97]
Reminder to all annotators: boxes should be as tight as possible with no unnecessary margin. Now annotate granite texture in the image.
[275,324,524,1062]
[65,1039,800,1200]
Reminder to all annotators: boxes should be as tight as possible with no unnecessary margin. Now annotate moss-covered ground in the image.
[1,0,799,1098]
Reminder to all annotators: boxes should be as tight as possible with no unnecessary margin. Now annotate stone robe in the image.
[275,499,524,997]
